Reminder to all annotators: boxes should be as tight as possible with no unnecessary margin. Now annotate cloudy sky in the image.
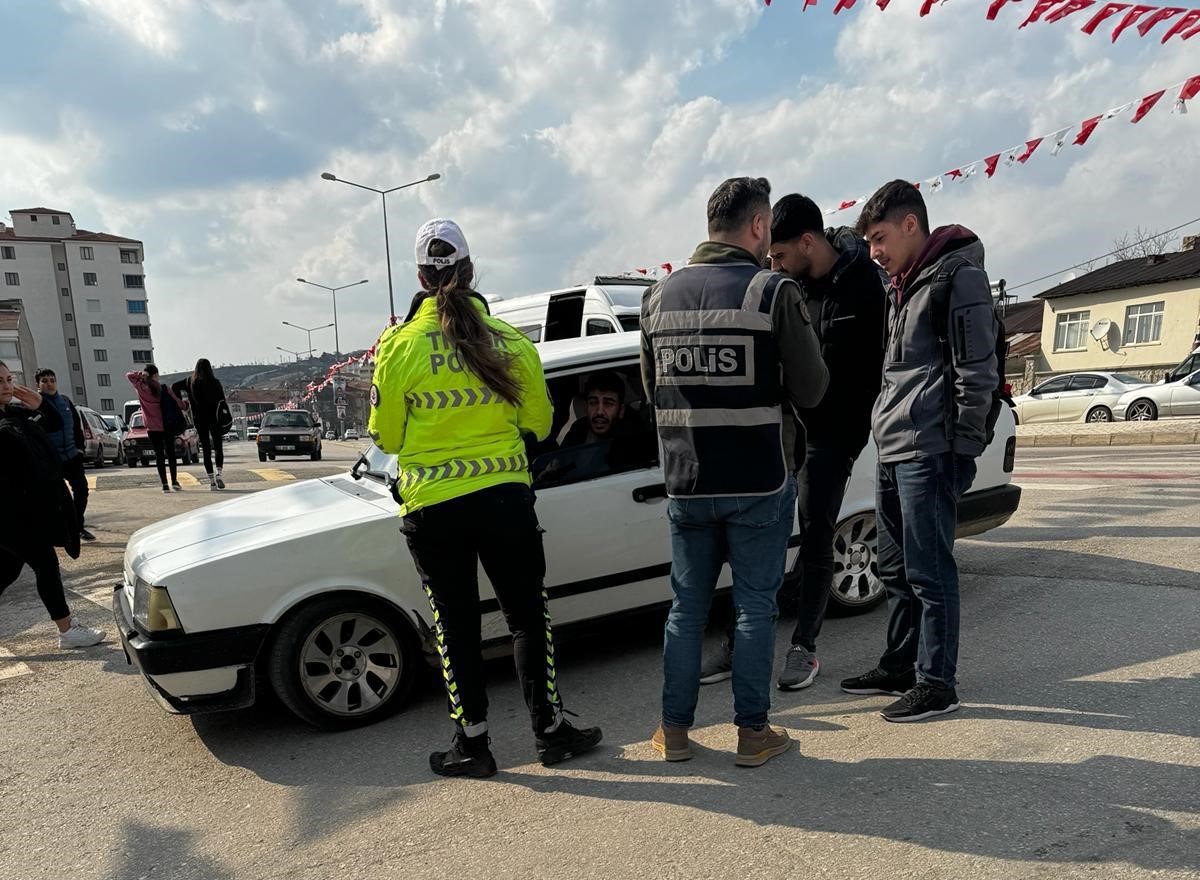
[2,0,1198,372]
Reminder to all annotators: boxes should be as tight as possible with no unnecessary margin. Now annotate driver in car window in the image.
[559,371,656,472]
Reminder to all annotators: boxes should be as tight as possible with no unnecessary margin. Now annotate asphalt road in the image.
[1,445,1197,880]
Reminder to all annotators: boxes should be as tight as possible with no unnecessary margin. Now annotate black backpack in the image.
[160,385,188,436]
[928,255,1008,448]
[0,411,80,559]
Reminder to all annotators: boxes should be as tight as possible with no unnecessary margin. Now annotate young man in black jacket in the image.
[0,361,105,648]
[697,194,886,690]
[34,368,93,541]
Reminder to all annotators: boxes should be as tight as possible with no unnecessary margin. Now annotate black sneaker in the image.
[840,666,916,696]
[880,682,961,723]
[429,731,497,779]
[79,528,96,542]
[535,719,603,766]
[699,642,734,685]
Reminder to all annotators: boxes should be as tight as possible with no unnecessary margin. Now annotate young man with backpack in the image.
[33,368,94,542]
[0,361,106,648]
[842,180,1001,722]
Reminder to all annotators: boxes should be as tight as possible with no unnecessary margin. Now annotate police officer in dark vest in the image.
[641,177,828,767]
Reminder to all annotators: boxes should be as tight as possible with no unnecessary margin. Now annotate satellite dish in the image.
[1089,318,1112,341]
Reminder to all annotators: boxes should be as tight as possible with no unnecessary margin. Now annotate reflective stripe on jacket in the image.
[642,260,791,498]
[368,294,552,515]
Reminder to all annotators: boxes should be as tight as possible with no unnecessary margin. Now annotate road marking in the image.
[86,475,97,490]
[0,647,34,682]
[176,472,201,487]
[1018,483,1102,492]
[251,468,295,482]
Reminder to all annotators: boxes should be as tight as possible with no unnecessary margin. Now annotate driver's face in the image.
[586,391,623,437]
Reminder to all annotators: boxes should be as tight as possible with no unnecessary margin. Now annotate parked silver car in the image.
[1116,370,1200,420]
[79,406,123,466]
[1011,372,1151,424]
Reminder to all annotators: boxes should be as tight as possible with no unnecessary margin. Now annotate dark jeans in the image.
[148,430,178,485]
[197,424,224,474]
[61,453,89,532]
[401,482,562,733]
[789,446,857,651]
[876,452,977,688]
[0,543,70,621]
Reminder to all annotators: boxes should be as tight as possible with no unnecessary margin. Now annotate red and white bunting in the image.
[767,0,1200,43]
[820,75,1197,215]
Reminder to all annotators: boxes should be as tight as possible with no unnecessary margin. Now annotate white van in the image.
[489,275,653,342]
[1164,344,1200,384]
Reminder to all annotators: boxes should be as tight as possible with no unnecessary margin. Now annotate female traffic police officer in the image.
[369,218,603,778]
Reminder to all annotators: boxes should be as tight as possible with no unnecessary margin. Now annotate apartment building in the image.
[1,207,154,414]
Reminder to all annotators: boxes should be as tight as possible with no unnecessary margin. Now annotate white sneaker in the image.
[60,622,106,649]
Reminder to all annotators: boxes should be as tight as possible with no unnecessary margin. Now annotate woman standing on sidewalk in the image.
[127,364,189,493]
[173,358,231,491]
[0,361,105,648]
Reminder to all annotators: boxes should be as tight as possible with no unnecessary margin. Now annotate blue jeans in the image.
[876,453,977,688]
[662,476,797,729]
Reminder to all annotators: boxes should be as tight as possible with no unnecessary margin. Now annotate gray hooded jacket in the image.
[872,227,999,464]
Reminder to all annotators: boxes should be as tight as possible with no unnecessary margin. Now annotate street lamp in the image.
[276,346,304,362]
[295,277,368,356]
[320,170,441,320]
[282,321,334,361]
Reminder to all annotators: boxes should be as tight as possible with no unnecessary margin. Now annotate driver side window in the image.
[530,363,658,489]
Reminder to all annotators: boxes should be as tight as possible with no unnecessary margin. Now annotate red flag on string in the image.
[920,0,938,14]
[1046,0,1101,23]
[660,263,673,273]
[984,154,1001,178]
[636,268,647,275]
[876,0,892,9]
[1019,0,1067,28]
[839,199,858,210]
[1081,3,1133,35]
[1131,89,1166,122]
[1111,5,1157,41]
[1135,6,1187,37]
[946,168,963,180]
[1016,137,1044,163]
[834,0,859,11]
[987,0,1019,19]
[1161,9,1200,41]
[1073,115,1103,145]
[1182,75,1200,102]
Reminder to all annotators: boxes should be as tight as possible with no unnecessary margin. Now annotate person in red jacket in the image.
[127,364,189,493]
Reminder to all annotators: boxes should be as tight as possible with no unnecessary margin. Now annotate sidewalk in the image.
[1016,417,1200,448]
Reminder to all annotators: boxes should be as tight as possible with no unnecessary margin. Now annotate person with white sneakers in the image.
[173,358,231,491]
[0,361,106,649]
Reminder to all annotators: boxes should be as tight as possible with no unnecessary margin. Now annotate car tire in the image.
[113,445,124,466]
[266,595,420,731]
[1086,406,1113,423]
[786,511,884,616]
[94,449,106,469]
[1126,399,1158,421]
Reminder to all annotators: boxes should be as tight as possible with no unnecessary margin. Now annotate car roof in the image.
[535,333,640,371]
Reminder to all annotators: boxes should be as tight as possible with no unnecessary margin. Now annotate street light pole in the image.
[295,278,368,356]
[276,346,304,362]
[282,321,334,361]
[320,171,441,321]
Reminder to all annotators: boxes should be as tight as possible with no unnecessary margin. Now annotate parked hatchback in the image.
[1011,371,1151,424]
[115,333,1022,731]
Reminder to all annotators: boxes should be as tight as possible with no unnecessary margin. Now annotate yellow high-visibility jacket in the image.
[368,294,552,515]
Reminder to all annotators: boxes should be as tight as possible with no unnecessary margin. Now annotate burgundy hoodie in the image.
[894,224,979,302]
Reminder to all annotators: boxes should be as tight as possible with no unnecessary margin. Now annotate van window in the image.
[514,324,542,342]
[586,319,616,336]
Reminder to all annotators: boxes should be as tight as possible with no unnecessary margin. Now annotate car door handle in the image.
[632,483,668,503]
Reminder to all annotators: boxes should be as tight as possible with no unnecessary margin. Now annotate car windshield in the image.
[1111,373,1146,386]
[261,412,313,428]
[356,443,397,483]
[102,417,119,430]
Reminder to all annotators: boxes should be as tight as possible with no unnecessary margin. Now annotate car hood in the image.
[126,475,385,580]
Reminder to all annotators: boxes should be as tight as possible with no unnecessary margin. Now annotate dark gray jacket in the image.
[873,228,999,463]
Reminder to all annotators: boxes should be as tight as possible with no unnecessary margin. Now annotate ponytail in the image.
[420,242,522,406]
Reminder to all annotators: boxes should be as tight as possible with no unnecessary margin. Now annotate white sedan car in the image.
[1115,369,1200,421]
[113,334,1021,731]
[1011,371,1151,424]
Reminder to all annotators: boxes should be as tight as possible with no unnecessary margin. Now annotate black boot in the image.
[535,718,603,767]
[429,730,497,779]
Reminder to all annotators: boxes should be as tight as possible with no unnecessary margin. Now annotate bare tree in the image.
[1109,226,1178,262]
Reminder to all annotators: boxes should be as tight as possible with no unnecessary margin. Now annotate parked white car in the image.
[114,334,1021,730]
[1115,369,1200,421]
[1011,371,1151,424]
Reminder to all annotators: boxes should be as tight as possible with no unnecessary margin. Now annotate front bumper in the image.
[113,585,270,715]
[956,483,1022,538]
[257,438,318,454]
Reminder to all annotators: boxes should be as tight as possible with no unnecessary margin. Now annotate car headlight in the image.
[133,577,182,633]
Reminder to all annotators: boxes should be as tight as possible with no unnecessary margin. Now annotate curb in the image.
[1018,431,1200,448]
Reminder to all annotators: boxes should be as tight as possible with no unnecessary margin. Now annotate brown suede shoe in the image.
[651,723,693,762]
[735,723,791,767]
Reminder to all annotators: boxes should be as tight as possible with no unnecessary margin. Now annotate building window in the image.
[1123,301,1164,346]
[100,398,113,411]
[61,287,70,296]
[0,341,17,358]
[94,349,108,362]
[68,338,77,347]
[123,274,145,288]
[29,215,37,223]
[1053,310,1091,351]
[52,215,61,225]
[132,349,153,364]
[90,323,104,337]
[129,325,151,339]
[72,363,81,372]
[65,312,73,322]
[127,300,147,314]
[80,246,94,260]
[120,249,139,264]
[1,246,14,259]
[57,262,66,271]
[75,387,84,397]
[97,373,111,387]
[86,299,101,312]
[83,272,97,286]
[3,272,18,286]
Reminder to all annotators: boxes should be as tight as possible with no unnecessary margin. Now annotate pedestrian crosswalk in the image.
[0,646,34,682]
[250,468,296,482]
